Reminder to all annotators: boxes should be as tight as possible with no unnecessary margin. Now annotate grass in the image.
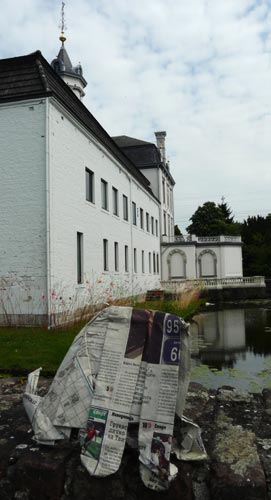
[0,324,81,375]
[0,297,203,376]
[133,298,204,320]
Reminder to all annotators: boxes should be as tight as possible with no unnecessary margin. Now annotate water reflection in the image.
[190,308,271,371]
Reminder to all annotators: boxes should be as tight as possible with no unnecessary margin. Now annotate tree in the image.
[241,214,271,277]
[218,201,234,224]
[174,224,182,236]
[186,201,240,236]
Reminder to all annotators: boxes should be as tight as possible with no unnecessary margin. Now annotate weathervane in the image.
[59,2,67,44]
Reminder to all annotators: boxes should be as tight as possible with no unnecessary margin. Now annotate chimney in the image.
[155,131,167,163]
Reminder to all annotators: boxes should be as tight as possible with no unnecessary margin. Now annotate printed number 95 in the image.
[165,316,181,335]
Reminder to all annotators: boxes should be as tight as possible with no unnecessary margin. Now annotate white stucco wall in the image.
[48,99,161,322]
[140,168,159,199]
[0,99,47,323]
[221,246,243,277]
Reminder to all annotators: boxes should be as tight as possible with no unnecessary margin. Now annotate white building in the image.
[161,235,243,281]
[0,40,243,327]
[0,47,162,326]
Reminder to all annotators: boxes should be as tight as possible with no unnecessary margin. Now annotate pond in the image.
[190,307,271,392]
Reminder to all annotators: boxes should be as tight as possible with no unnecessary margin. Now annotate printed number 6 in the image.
[171,347,179,362]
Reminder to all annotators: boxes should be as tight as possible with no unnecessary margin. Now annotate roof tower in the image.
[51,2,87,99]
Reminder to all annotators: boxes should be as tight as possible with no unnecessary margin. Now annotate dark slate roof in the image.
[57,46,73,71]
[112,135,153,148]
[113,136,161,166]
[0,51,152,192]
[113,135,175,186]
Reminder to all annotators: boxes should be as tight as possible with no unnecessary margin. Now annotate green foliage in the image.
[218,201,234,223]
[186,201,240,236]
[174,224,182,236]
[241,214,271,276]
[134,298,204,320]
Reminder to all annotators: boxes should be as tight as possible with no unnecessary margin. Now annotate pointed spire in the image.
[59,2,67,45]
[51,1,87,100]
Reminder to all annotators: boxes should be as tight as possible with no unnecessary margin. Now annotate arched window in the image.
[167,249,187,279]
[198,250,217,277]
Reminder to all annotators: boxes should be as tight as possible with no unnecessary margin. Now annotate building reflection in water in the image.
[190,309,246,370]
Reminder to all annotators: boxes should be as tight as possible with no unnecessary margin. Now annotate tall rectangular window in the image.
[77,232,83,284]
[148,252,151,273]
[112,187,119,216]
[114,242,119,271]
[123,195,128,221]
[168,214,170,236]
[134,248,137,273]
[132,202,137,225]
[140,208,144,229]
[163,211,167,235]
[103,238,108,271]
[162,179,165,204]
[156,253,159,274]
[86,168,94,203]
[146,212,150,232]
[101,179,108,210]
[142,250,145,273]
[125,245,129,272]
[153,252,156,273]
[155,219,158,236]
[151,216,154,234]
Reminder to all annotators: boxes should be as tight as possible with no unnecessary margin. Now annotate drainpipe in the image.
[129,175,134,298]
[45,99,52,328]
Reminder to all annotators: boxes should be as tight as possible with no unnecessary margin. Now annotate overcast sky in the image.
[1,0,271,232]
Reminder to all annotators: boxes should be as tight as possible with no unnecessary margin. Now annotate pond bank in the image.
[0,378,270,500]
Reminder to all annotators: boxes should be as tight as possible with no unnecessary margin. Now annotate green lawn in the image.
[0,299,202,375]
[0,325,79,375]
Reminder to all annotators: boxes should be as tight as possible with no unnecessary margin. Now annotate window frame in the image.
[114,241,119,271]
[140,208,144,229]
[124,245,129,272]
[101,179,108,211]
[123,194,128,221]
[132,202,137,225]
[85,168,94,203]
[134,248,137,273]
[151,216,154,235]
[112,187,119,216]
[155,219,158,237]
[146,212,150,232]
[103,238,108,271]
[77,232,83,284]
[142,250,145,273]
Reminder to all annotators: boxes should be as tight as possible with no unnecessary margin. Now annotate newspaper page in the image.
[23,308,110,443]
[81,308,151,476]
[138,313,184,491]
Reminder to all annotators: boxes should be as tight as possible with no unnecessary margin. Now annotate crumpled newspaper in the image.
[23,306,206,491]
